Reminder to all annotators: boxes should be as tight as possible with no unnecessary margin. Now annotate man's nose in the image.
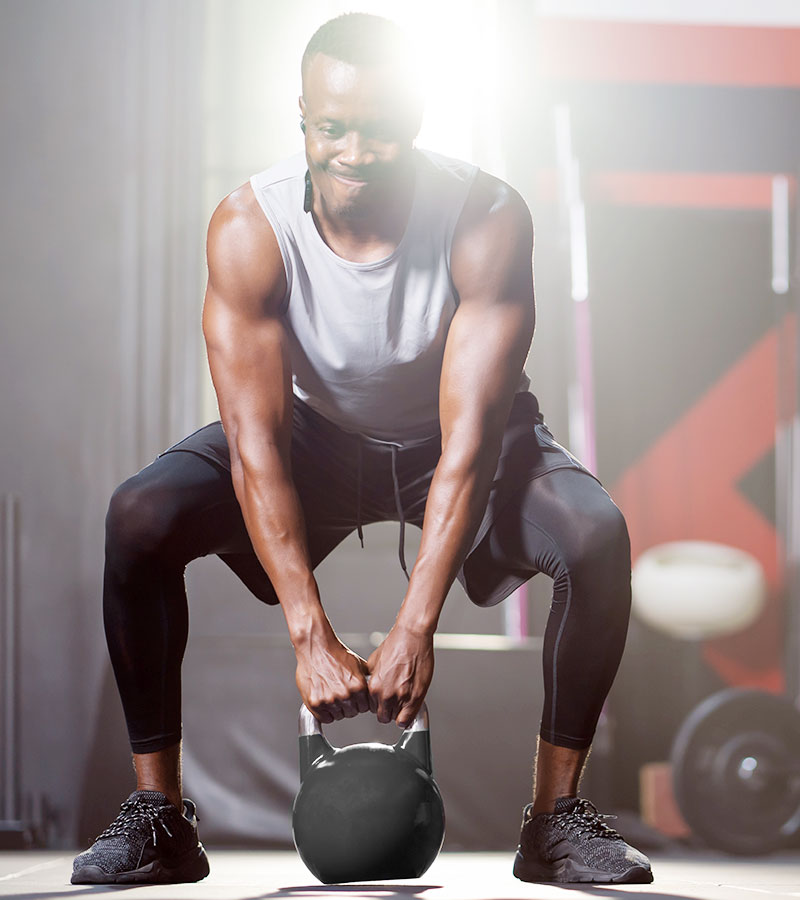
[338,131,374,169]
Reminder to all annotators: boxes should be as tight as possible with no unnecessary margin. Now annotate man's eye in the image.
[319,125,343,138]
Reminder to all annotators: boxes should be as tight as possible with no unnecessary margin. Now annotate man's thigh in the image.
[155,404,369,603]
[456,394,610,607]
[484,466,625,573]
[462,464,629,609]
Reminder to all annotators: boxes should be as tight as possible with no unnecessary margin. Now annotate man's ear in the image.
[299,96,307,133]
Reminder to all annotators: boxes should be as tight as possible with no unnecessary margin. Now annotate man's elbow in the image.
[233,432,289,481]
[440,418,505,476]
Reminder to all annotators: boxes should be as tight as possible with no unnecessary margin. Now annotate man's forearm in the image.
[231,450,331,644]
[395,435,502,634]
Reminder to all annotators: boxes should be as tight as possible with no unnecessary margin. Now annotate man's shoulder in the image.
[208,182,283,277]
[415,148,479,184]
[416,149,528,224]
[211,151,307,249]
[460,168,531,233]
[212,182,264,231]
[448,167,532,268]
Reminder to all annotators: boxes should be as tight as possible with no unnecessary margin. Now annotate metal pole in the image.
[2,494,19,823]
[772,174,800,703]
[772,176,790,609]
[554,104,596,474]
[792,168,800,702]
[503,583,529,642]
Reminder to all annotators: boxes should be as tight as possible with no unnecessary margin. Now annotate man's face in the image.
[300,53,420,219]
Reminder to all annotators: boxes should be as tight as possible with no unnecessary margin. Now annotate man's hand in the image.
[366,623,434,727]
[294,628,371,724]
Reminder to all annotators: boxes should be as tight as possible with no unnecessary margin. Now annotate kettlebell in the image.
[291,702,446,884]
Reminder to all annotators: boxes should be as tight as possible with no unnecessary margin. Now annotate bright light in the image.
[316,0,510,175]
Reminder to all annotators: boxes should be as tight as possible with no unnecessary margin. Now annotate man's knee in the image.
[560,497,631,583]
[105,471,181,560]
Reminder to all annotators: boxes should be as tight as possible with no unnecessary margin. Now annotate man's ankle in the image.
[132,743,183,813]
[531,793,575,817]
[136,784,183,811]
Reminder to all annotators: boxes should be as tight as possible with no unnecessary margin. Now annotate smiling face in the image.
[300,53,421,220]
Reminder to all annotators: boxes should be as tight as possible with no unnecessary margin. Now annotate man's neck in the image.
[311,162,416,264]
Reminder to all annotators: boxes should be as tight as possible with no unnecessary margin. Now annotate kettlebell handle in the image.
[297,702,433,779]
[299,702,430,737]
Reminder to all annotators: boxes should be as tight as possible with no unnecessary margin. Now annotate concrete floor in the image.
[1,850,800,900]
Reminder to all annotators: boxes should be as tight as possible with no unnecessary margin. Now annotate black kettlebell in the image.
[291,702,446,884]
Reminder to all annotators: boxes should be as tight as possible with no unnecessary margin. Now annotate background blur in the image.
[1,0,799,850]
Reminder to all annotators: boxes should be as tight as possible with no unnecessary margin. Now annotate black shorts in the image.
[159,391,601,608]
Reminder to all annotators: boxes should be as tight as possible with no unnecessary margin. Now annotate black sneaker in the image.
[71,790,210,884]
[513,796,654,884]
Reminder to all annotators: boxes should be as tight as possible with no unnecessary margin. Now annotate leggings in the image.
[103,447,631,754]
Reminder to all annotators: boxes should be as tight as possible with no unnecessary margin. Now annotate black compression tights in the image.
[103,452,630,754]
[480,467,632,749]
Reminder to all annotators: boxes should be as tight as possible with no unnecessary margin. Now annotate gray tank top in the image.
[249,149,531,443]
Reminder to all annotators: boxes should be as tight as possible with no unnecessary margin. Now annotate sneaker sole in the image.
[71,843,210,885]
[513,849,653,884]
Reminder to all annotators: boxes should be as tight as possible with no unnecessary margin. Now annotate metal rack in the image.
[0,493,30,848]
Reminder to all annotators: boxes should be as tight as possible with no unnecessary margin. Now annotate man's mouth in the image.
[330,171,371,187]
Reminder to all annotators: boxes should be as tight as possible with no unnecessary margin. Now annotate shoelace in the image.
[95,798,174,846]
[558,799,624,841]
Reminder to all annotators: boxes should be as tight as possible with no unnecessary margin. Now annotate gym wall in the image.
[0,0,206,845]
[508,12,800,807]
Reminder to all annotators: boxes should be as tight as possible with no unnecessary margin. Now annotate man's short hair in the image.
[301,13,423,125]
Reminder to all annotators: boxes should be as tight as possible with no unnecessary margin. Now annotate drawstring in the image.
[353,438,410,582]
[356,441,364,548]
[390,445,410,582]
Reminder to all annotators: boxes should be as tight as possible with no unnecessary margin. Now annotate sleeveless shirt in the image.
[249,149,531,444]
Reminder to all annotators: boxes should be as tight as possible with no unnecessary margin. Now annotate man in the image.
[72,12,653,887]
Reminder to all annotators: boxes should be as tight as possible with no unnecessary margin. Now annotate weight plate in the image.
[671,688,800,855]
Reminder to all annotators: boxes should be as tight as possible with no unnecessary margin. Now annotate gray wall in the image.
[0,0,204,845]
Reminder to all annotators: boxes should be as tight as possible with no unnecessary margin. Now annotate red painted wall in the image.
[518,17,800,695]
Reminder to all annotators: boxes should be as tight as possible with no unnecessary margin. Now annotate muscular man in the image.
[72,13,653,887]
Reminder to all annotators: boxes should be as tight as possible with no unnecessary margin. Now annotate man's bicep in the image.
[441,179,535,446]
[203,287,293,465]
[438,297,533,450]
[201,191,293,467]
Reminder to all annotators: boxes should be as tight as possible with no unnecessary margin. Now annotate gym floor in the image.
[2,850,799,899]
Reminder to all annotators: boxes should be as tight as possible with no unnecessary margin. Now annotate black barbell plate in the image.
[671,687,800,856]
